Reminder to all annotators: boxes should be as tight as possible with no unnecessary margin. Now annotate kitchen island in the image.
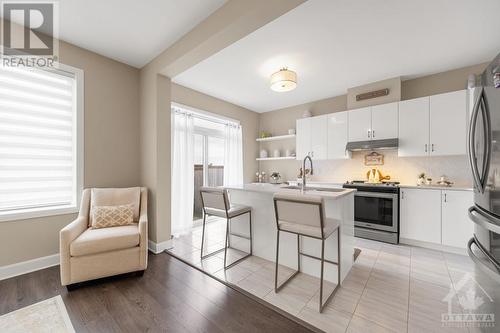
[225,183,355,284]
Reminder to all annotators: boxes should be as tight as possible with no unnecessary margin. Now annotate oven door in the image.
[354,191,398,233]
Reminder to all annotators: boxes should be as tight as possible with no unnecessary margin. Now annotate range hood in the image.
[346,138,399,151]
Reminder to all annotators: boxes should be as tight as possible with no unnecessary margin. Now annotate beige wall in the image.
[0,41,141,266]
[347,77,401,109]
[402,63,488,100]
[139,0,304,245]
[258,63,488,184]
[171,83,259,182]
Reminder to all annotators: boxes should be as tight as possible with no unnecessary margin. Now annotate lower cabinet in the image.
[400,188,442,244]
[400,188,473,249]
[441,190,474,248]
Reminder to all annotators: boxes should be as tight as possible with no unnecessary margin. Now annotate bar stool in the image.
[200,187,252,269]
[273,193,341,313]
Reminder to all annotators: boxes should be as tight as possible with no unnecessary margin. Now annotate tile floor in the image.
[167,218,500,333]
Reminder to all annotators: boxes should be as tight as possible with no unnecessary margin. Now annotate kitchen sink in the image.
[282,185,345,192]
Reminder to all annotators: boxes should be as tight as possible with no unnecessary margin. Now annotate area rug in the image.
[0,295,75,333]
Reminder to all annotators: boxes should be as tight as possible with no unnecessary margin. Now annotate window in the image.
[192,114,227,219]
[171,104,242,228]
[0,64,83,221]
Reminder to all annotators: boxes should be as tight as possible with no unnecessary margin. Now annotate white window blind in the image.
[0,66,78,213]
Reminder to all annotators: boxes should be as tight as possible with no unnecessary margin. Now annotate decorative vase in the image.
[260,149,268,158]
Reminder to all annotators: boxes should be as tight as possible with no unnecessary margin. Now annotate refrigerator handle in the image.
[468,87,485,193]
[467,236,500,282]
[480,92,492,190]
[468,205,500,234]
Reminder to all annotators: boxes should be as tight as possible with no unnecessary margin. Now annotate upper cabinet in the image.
[296,117,311,160]
[430,90,467,156]
[371,102,399,140]
[399,90,467,157]
[310,115,328,160]
[348,107,371,142]
[296,115,328,160]
[327,111,350,160]
[348,104,398,142]
[294,89,467,161]
[398,97,430,157]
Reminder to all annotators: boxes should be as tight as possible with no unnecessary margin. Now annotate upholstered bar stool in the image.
[273,193,341,313]
[200,187,252,269]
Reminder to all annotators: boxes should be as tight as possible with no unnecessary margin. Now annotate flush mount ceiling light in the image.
[270,67,297,92]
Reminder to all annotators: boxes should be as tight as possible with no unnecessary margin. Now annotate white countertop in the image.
[225,183,356,199]
[399,184,473,191]
[287,180,473,191]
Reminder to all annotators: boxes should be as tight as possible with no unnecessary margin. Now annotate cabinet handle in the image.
[431,144,435,152]
[367,129,371,138]
[401,191,404,199]
[444,193,447,202]
[425,144,428,152]
[372,130,375,138]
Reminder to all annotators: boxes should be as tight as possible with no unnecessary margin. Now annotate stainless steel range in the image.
[343,181,400,244]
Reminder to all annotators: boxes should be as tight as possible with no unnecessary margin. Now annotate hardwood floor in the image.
[0,253,312,333]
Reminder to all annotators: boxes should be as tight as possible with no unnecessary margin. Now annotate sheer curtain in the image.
[223,124,243,186]
[171,110,194,236]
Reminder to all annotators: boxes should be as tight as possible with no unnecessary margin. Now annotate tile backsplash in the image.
[259,150,472,187]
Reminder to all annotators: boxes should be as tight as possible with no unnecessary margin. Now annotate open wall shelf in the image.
[256,156,296,161]
[256,134,296,142]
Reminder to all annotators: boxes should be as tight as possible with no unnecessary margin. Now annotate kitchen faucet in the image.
[302,155,314,191]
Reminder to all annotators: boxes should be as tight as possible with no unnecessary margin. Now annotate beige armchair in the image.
[60,187,148,288]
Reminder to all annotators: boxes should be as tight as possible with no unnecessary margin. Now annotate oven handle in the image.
[355,191,398,199]
[467,236,500,283]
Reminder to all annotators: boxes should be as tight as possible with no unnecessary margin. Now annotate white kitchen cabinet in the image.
[348,107,371,142]
[400,188,441,244]
[310,115,328,159]
[296,118,311,160]
[398,97,430,157]
[399,90,467,157]
[296,116,328,160]
[348,104,398,142]
[327,112,350,159]
[430,90,468,156]
[441,190,474,248]
[371,102,398,140]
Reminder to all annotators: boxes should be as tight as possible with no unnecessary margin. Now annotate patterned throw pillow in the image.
[91,204,135,229]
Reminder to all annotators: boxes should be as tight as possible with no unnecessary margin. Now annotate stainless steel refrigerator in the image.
[468,51,500,282]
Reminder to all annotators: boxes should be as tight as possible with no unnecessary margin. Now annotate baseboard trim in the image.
[0,239,174,280]
[148,239,173,254]
[400,238,467,255]
[0,253,60,281]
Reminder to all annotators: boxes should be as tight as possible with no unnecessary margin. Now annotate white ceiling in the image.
[3,0,226,68]
[173,0,500,113]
